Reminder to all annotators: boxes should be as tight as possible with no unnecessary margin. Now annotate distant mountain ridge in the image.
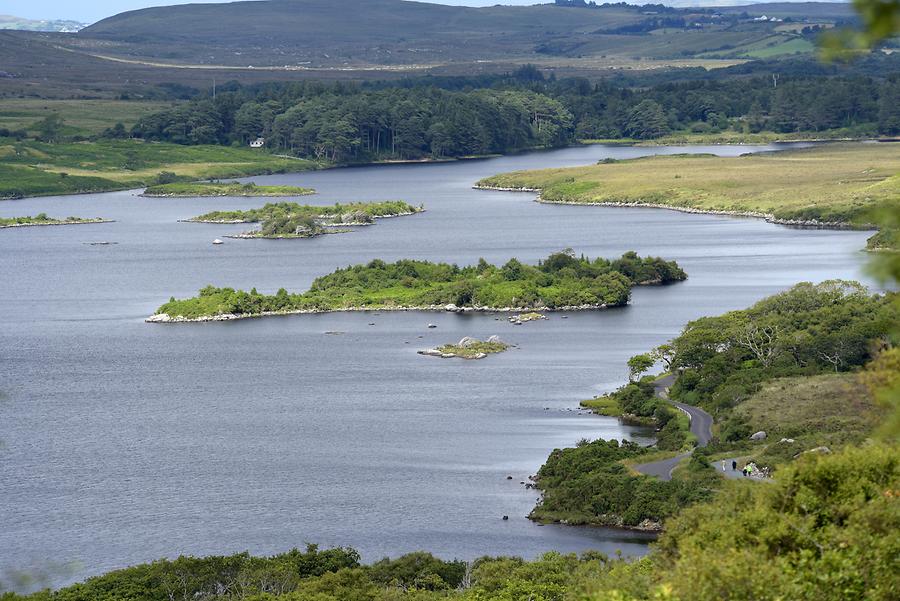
[0,14,86,32]
[74,0,850,69]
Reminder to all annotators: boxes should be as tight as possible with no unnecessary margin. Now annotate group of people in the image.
[721,459,761,477]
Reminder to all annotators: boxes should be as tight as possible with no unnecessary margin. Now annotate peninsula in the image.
[148,250,686,322]
[143,181,315,197]
[476,143,900,250]
[0,213,111,228]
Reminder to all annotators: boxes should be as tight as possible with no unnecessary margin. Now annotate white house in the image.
[249,137,266,148]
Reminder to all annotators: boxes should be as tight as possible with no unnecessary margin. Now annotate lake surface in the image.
[0,143,875,589]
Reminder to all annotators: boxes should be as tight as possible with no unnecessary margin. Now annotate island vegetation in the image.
[419,336,510,360]
[0,213,109,228]
[142,181,315,197]
[148,250,687,321]
[476,143,900,249]
[189,200,423,239]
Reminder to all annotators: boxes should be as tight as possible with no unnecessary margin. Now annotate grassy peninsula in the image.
[0,138,317,199]
[0,213,110,228]
[143,181,315,197]
[149,250,686,321]
[477,143,900,248]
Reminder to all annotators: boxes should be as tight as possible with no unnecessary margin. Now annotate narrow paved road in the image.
[632,374,714,481]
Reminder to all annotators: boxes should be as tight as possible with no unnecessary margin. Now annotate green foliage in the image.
[667,281,896,418]
[626,354,655,382]
[133,88,575,160]
[531,439,717,527]
[155,251,686,318]
[189,200,420,238]
[655,443,900,601]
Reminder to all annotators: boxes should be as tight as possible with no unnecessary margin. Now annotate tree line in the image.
[125,65,900,162]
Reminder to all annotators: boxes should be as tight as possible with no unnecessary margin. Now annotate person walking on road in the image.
[732,460,737,471]
[721,460,726,472]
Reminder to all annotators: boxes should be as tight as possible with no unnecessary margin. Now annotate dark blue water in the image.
[0,143,874,589]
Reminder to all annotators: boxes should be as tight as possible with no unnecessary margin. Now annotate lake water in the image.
[0,143,875,589]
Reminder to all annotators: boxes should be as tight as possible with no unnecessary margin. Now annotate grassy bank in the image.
[143,182,315,197]
[478,143,900,246]
[150,251,686,321]
[579,128,882,147]
[0,99,174,137]
[0,138,317,199]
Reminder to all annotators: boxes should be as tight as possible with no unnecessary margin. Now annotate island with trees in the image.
[0,213,111,228]
[419,336,511,360]
[142,181,315,197]
[147,250,687,322]
[186,200,423,239]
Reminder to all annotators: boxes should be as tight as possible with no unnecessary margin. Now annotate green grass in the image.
[0,99,174,137]
[730,373,883,469]
[478,143,900,232]
[0,138,317,199]
[741,37,815,58]
[434,340,509,358]
[580,395,623,416]
[582,127,879,146]
[143,181,315,197]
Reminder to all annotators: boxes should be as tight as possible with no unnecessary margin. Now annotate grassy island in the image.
[0,213,109,228]
[149,250,686,321]
[419,336,510,360]
[142,181,315,197]
[477,143,900,249]
[189,200,423,239]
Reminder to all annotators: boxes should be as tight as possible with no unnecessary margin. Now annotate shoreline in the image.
[0,218,114,229]
[7,137,882,202]
[472,184,872,231]
[146,303,608,323]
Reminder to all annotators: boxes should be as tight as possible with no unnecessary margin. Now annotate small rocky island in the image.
[143,181,315,197]
[148,250,687,322]
[0,214,111,229]
[186,200,423,239]
[509,312,547,325]
[419,336,510,359]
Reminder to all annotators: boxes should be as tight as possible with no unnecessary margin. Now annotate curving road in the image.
[632,374,714,481]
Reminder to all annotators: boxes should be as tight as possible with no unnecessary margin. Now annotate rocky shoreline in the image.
[472,184,867,230]
[146,303,608,323]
